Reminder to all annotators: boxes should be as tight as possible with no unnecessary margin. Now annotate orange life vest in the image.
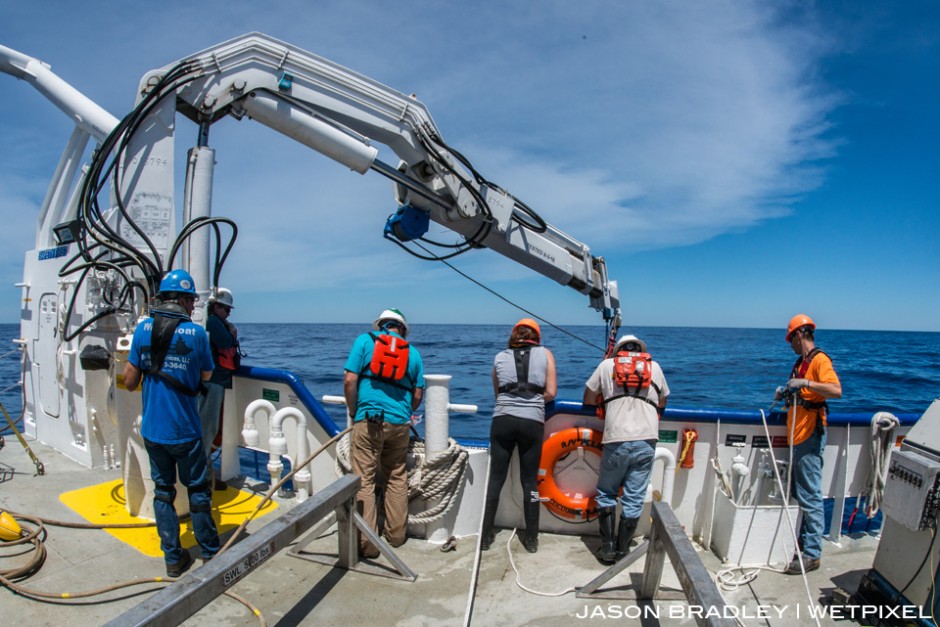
[217,346,239,371]
[361,332,413,390]
[614,351,652,391]
[600,351,662,414]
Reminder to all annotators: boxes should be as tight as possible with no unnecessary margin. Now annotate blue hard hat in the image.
[159,269,197,295]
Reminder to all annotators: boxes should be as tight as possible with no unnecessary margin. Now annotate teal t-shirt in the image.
[344,331,425,424]
[129,316,214,444]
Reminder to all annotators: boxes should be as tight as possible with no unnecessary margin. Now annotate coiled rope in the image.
[335,433,469,524]
[862,411,900,518]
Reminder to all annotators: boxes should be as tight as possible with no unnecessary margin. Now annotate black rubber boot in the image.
[522,530,539,553]
[480,502,497,551]
[615,516,639,561]
[596,506,617,564]
[522,498,540,553]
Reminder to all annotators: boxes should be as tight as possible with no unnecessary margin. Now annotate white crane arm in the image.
[154,33,619,322]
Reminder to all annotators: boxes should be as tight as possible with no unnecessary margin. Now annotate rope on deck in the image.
[334,434,469,524]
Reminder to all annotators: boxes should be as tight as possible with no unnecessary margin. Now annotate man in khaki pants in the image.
[343,309,425,558]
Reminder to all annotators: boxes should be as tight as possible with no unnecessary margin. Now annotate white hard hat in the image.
[208,287,234,309]
[372,308,409,337]
[614,334,647,353]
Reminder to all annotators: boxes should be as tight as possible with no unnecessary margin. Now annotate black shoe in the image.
[481,530,495,551]
[785,556,820,575]
[166,551,193,578]
[522,534,538,553]
[213,477,227,491]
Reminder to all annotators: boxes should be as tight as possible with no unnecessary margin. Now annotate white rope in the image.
[862,411,900,517]
[0,347,22,362]
[0,382,22,395]
[505,529,577,597]
[334,432,469,524]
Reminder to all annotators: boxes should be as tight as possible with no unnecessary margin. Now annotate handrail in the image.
[235,365,343,437]
[228,370,921,447]
[548,400,921,427]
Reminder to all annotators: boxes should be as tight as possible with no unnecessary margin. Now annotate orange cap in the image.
[513,318,541,340]
[786,314,816,342]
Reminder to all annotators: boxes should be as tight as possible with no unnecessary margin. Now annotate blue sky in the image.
[1,1,937,332]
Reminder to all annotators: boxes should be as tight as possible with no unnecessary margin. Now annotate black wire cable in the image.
[409,241,605,353]
[894,523,937,598]
[165,217,239,285]
[78,60,203,293]
[510,197,548,233]
[56,57,222,341]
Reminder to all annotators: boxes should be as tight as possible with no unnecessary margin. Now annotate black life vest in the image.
[603,351,661,411]
[146,311,204,397]
[359,332,413,391]
[497,347,546,397]
[787,347,830,415]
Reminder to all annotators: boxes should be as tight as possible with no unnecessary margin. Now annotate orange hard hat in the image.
[513,318,541,339]
[786,314,816,342]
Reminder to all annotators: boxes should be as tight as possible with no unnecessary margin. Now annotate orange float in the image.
[537,427,603,522]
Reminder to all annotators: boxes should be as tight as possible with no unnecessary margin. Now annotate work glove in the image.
[788,378,809,390]
[774,386,787,401]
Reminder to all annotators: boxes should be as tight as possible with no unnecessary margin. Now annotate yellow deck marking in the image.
[59,479,278,558]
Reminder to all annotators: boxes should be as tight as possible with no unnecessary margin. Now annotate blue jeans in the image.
[145,438,221,563]
[791,429,826,559]
[595,440,656,517]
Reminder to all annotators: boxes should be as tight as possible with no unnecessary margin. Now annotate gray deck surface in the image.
[0,437,878,626]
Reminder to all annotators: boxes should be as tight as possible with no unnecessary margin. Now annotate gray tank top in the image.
[493,346,548,423]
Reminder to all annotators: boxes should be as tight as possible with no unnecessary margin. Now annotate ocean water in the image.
[3,322,937,441]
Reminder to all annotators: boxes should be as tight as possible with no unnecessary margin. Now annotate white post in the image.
[219,388,240,481]
[421,375,478,543]
[424,374,452,459]
[182,144,214,324]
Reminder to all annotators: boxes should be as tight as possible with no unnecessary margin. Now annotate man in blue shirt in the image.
[343,308,424,558]
[198,287,240,491]
[124,269,220,577]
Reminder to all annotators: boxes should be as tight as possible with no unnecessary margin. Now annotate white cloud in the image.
[0,1,842,323]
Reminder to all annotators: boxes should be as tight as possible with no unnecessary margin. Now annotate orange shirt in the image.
[787,351,840,445]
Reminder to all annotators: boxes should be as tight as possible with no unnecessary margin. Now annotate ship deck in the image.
[0,437,880,626]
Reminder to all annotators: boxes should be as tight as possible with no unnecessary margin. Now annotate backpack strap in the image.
[145,315,204,397]
[788,347,829,428]
[497,347,546,396]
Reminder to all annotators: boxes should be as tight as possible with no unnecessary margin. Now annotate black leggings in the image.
[486,414,544,513]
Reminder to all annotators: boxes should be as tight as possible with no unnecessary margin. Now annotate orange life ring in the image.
[537,427,603,522]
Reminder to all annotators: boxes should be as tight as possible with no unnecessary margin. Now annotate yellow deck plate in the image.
[59,479,278,558]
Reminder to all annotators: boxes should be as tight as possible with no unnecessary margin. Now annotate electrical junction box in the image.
[881,448,940,532]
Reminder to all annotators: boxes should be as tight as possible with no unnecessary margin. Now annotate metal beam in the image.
[640,502,737,627]
[289,508,418,582]
[104,474,360,627]
[577,540,654,599]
